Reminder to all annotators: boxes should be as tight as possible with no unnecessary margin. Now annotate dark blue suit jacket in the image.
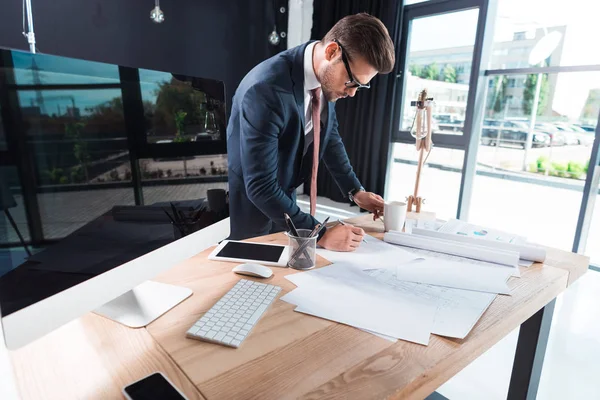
[226,42,362,240]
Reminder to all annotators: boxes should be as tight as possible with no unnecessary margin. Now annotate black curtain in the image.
[309,0,403,203]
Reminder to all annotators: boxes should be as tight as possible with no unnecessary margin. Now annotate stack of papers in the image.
[281,235,516,344]
[319,237,513,294]
[366,268,497,339]
[282,263,437,345]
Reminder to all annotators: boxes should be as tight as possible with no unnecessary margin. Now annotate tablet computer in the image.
[208,240,290,267]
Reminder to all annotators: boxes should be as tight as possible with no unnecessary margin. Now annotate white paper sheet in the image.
[383,231,520,277]
[394,258,512,294]
[283,264,436,345]
[366,268,496,339]
[291,291,433,345]
[280,289,397,342]
[519,259,535,267]
[316,235,417,269]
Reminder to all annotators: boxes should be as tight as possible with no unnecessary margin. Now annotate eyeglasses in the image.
[334,39,371,90]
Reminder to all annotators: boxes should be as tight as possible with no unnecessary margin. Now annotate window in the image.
[387,143,464,218]
[402,9,479,136]
[5,50,133,240]
[472,72,600,251]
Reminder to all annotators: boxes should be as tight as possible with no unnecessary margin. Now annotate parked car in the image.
[481,120,550,148]
[574,124,596,133]
[565,124,595,145]
[535,123,567,146]
[553,123,594,145]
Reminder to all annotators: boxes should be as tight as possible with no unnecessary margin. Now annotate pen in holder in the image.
[287,229,317,270]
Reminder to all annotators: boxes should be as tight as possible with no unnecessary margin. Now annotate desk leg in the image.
[507,299,555,400]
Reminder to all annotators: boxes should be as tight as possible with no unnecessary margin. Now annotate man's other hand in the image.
[353,191,384,220]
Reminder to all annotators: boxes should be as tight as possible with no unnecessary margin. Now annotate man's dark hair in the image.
[322,13,395,74]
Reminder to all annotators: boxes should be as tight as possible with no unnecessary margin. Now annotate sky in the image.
[407,0,600,120]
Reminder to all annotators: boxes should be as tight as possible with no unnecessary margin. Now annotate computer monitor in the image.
[0,48,230,351]
[0,213,229,350]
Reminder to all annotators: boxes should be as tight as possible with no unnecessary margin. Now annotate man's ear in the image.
[324,42,340,62]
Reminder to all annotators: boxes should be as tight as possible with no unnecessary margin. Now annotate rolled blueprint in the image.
[383,230,520,273]
[411,228,546,263]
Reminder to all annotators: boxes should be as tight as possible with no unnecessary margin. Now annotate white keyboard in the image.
[186,279,281,348]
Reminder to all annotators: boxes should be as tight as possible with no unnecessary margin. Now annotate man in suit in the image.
[227,13,395,251]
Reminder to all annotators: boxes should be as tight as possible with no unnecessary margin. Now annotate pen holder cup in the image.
[287,229,317,270]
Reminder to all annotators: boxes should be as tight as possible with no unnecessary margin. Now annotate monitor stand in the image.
[93,281,192,328]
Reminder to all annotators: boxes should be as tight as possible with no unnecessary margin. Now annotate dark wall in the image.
[0,0,288,114]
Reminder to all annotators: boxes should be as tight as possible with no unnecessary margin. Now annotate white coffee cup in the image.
[384,201,407,232]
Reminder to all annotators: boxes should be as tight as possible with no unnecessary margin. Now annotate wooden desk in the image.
[11,215,588,400]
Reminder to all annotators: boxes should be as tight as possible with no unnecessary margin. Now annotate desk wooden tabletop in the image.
[10,313,204,400]
[11,215,588,400]
[146,215,587,400]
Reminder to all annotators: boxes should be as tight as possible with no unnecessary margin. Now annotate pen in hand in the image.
[337,220,368,243]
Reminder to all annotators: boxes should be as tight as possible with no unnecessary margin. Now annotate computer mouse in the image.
[232,263,273,279]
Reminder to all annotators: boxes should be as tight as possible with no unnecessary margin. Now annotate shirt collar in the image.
[303,42,320,91]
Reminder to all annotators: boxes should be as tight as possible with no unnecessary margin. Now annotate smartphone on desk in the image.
[123,372,188,400]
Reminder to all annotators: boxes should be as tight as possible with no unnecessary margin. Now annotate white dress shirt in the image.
[303,42,325,136]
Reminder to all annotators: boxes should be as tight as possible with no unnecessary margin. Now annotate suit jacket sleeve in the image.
[240,84,320,231]
[322,108,363,196]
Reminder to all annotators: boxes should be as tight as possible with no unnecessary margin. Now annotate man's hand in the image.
[317,224,365,252]
[353,191,384,220]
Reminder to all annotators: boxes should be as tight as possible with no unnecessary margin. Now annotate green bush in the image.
[567,161,585,179]
[43,167,65,184]
[528,163,538,173]
[70,165,85,183]
[59,176,69,184]
[536,156,549,172]
[532,157,589,180]
[551,162,567,177]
